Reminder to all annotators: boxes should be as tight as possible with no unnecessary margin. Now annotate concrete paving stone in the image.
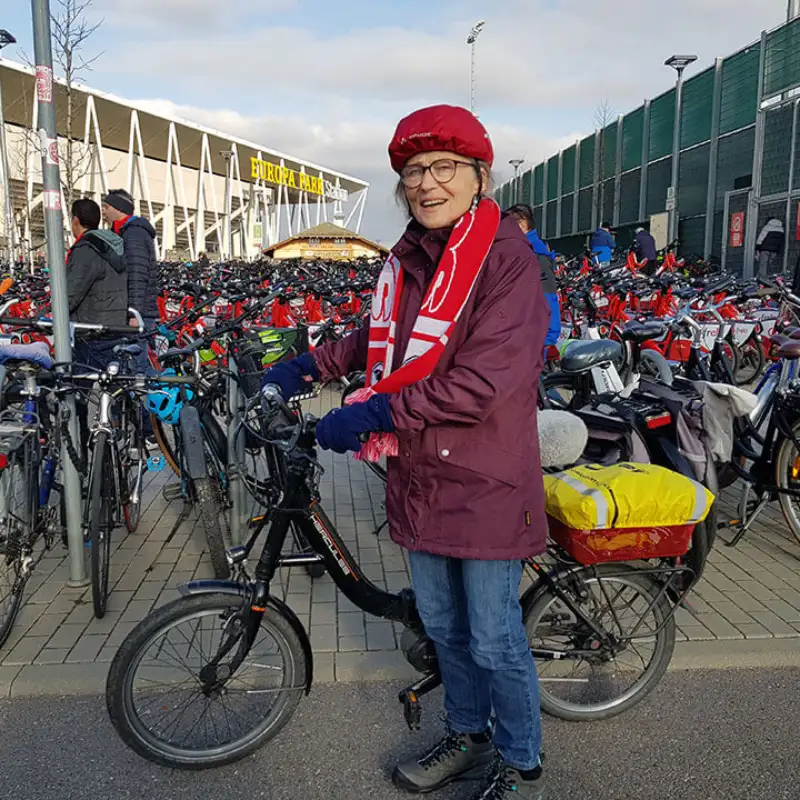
[762,598,800,622]
[174,554,202,573]
[119,600,154,624]
[66,635,108,663]
[0,666,20,697]
[716,563,759,583]
[63,602,96,626]
[694,614,744,640]
[682,594,715,616]
[310,625,337,653]
[25,612,68,640]
[721,590,768,613]
[27,580,64,605]
[674,607,696,626]
[311,603,337,626]
[11,662,109,696]
[745,569,792,592]
[152,548,182,565]
[734,623,773,639]
[338,635,367,651]
[192,562,217,580]
[775,587,800,610]
[708,601,756,625]
[366,622,396,651]
[311,581,337,604]
[385,571,412,593]
[334,649,417,682]
[703,573,744,594]
[82,611,123,636]
[737,580,781,604]
[357,548,382,565]
[114,572,153,593]
[361,562,385,583]
[286,593,311,616]
[32,648,69,665]
[96,645,117,662]
[691,582,726,604]
[134,581,165,601]
[678,625,716,641]
[46,623,88,650]
[337,612,366,638]
[2,636,50,666]
[104,621,139,648]
[338,595,361,614]
[105,590,136,614]
[313,652,335,683]
[143,563,173,582]
[747,610,798,638]
[766,563,800,583]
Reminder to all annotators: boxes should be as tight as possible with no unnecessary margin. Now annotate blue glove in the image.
[315,393,394,454]
[261,352,319,399]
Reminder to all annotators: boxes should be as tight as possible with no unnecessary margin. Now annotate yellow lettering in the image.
[299,173,309,192]
[288,169,297,188]
[260,161,267,181]
[251,157,259,180]
[267,163,275,183]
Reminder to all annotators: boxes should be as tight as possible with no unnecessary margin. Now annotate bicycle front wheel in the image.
[194,476,231,579]
[105,592,307,769]
[88,432,114,618]
[523,563,675,721]
[775,418,800,546]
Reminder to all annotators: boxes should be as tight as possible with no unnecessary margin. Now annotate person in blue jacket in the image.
[507,204,560,349]
[590,222,615,265]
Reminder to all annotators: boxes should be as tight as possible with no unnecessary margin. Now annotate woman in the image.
[262,104,547,800]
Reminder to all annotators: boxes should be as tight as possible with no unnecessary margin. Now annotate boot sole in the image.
[391,760,492,794]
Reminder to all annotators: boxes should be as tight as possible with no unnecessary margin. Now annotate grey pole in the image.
[467,21,485,117]
[668,71,684,243]
[0,34,17,264]
[31,0,87,585]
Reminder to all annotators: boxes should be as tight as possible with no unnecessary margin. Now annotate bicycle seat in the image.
[560,339,623,374]
[775,339,800,360]
[113,343,143,358]
[620,320,665,343]
[0,342,53,369]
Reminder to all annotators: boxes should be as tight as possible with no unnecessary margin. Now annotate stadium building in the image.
[0,57,370,263]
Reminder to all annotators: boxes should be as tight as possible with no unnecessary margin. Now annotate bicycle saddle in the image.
[774,339,800,360]
[0,341,53,369]
[560,339,623,374]
[619,320,665,343]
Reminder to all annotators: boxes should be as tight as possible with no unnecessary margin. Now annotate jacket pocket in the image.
[434,428,526,489]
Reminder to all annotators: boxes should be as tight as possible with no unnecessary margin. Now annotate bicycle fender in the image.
[179,404,207,480]
[178,579,314,694]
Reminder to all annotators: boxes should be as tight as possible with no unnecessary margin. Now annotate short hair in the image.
[72,197,101,230]
[601,221,612,229]
[506,203,535,230]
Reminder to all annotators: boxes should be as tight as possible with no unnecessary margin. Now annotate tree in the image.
[50,0,102,211]
[594,98,615,226]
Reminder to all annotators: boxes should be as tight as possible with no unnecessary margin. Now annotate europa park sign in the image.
[250,157,348,202]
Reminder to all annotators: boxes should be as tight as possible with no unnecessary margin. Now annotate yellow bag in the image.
[543,462,714,531]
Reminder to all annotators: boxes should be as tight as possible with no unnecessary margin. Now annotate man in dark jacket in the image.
[635,226,658,264]
[67,197,128,446]
[590,222,615,264]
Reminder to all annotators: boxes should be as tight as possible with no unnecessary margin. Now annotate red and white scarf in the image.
[347,197,501,461]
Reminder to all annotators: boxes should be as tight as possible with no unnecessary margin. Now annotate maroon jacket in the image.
[313,214,548,560]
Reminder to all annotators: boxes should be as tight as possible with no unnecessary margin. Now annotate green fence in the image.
[495,16,800,268]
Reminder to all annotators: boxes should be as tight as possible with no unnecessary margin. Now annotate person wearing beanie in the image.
[102,189,159,440]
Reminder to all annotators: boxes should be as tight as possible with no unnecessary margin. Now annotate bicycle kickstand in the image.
[725,495,769,547]
[398,671,442,731]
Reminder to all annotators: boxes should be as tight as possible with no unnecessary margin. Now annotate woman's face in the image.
[402,150,482,230]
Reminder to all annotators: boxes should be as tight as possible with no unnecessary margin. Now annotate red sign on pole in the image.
[730,212,744,248]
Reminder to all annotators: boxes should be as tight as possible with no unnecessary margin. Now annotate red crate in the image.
[548,516,695,565]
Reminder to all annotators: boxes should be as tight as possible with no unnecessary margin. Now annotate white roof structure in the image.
[0,58,370,261]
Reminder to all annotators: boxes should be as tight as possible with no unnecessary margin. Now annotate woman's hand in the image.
[315,393,394,454]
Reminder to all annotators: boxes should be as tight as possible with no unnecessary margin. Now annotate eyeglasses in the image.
[400,158,475,188]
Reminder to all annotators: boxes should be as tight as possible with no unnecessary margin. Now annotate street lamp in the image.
[665,54,698,243]
[509,158,524,204]
[466,20,485,116]
[219,149,233,258]
[0,30,17,265]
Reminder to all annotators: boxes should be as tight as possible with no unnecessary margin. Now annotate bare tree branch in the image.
[594,98,616,225]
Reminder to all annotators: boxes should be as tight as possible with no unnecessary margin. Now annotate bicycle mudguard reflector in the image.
[544,462,715,565]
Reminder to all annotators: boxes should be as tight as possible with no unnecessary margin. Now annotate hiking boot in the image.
[392,729,494,793]
[467,756,545,800]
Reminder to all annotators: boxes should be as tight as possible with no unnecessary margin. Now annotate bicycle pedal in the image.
[399,689,422,731]
[161,483,183,501]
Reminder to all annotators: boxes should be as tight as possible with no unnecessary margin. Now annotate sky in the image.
[1,0,790,244]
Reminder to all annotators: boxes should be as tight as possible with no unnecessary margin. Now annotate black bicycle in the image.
[105,389,701,769]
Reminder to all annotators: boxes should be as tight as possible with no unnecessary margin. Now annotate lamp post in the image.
[220,149,232,258]
[0,29,17,265]
[509,158,524,204]
[466,20,485,116]
[665,54,698,244]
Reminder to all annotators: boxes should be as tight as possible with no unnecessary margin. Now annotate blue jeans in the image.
[408,552,542,771]
[129,317,158,437]
[74,338,123,450]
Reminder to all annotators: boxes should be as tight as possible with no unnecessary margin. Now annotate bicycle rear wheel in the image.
[775,418,800,546]
[106,592,307,769]
[523,563,675,721]
[88,432,114,618]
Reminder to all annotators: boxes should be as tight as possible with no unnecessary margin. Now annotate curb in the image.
[3,637,800,698]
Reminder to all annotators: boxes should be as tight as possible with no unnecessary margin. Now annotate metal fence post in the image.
[704,58,724,259]
[31,0,87,585]
[784,100,799,274]
[613,114,623,227]
[591,130,600,230]
[555,152,563,238]
[572,145,580,234]
[541,160,548,237]
[639,100,651,223]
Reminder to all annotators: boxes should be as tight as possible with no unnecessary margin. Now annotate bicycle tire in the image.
[194,476,231,579]
[0,449,35,648]
[522,563,675,722]
[105,592,307,769]
[151,414,180,477]
[774,418,800,547]
[540,372,577,410]
[734,335,765,387]
[88,432,113,619]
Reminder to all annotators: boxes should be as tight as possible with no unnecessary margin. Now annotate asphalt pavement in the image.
[0,668,797,800]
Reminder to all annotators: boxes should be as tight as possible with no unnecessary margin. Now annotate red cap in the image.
[388,104,494,173]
